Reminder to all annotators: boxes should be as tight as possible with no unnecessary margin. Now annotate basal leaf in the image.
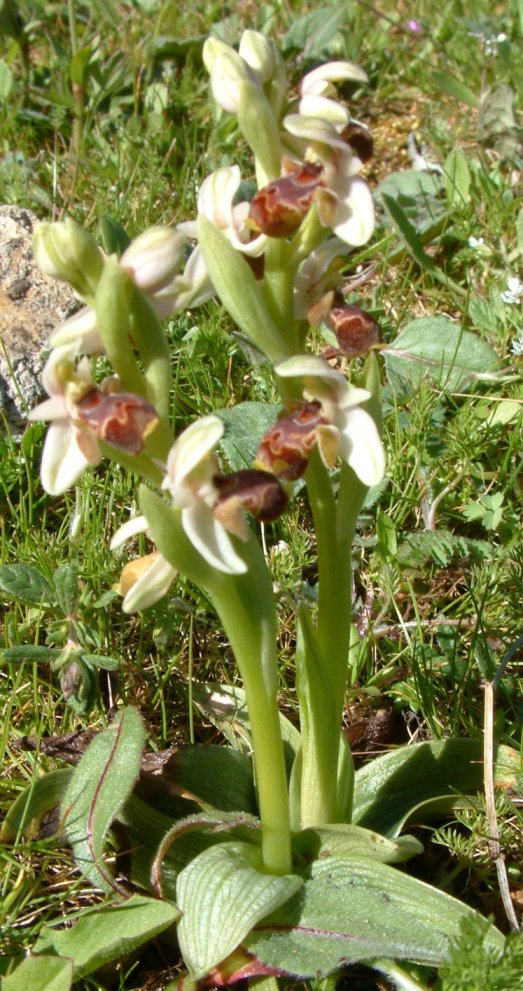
[1,768,72,841]
[431,72,480,108]
[2,956,73,991]
[61,707,145,892]
[34,895,179,977]
[165,744,257,814]
[444,148,471,206]
[384,316,499,392]
[246,857,503,976]
[0,564,55,605]
[0,645,62,664]
[294,823,423,866]
[177,841,302,979]
[281,5,347,57]
[352,739,520,837]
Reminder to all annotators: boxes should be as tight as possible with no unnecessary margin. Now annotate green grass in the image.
[1,0,522,987]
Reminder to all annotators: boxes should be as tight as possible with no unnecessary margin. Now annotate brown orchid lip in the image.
[248,162,325,238]
[75,388,159,453]
[213,468,289,524]
[328,297,382,358]
[256,402,327,481]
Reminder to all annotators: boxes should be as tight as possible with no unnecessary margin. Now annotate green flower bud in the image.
[33,218,104,299]
[239,30,276,82]
[120,227,186,294]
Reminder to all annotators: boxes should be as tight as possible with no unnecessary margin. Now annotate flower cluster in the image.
[30,29,385,616]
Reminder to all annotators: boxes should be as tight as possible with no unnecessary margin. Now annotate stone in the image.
[0,204,78,433]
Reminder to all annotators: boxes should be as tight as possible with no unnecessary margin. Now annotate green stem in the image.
[298,454,367,827]
[139,488,292,876]
[209,543,292,875]
[262,240,300,352]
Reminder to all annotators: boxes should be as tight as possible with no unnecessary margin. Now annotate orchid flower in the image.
[293,236,348,319]
[180,167,267,259]
[297,61,368,131]
[111,516,177,613]
[49,306,103,354]
[283,115,374,246]
[276,355,385,486]
[162,416,248,574]
[28,344,102,495]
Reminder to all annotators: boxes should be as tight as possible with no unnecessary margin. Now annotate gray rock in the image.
[0,204,77,433]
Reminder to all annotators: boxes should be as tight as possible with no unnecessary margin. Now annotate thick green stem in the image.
[209,544,292,875]
[298,454,367,827]
[140,488,292,876]
[262,240,300,352]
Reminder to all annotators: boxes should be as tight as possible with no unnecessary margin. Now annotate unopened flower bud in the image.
[209,50,258,114]
[256,403,327,480]
[33,219,104,298]
[239,30,276,82]
[75,388,159,453]
[120,227,186,294]
[249,161,324,238]
[213,469,288,534]
[328,297,382,357]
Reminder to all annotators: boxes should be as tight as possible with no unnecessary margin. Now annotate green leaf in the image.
[294,823,423,866]
[375,171,446,241]
[177,841,302,978]
[53,563,78,617]
[99,214,131,255]
[444,148,471,207]
[381,193,440,276]
[1,768,72,841]
[0,564,55,604]
[217,402,280,471]
[246,857,504,976]
[61,707,145,892]
[82,652,120,671]
[166,745,257,814]
[384,316,499,392]
[34,895,179,977]
[197,215,292,363]
[0,59,13,100]
[352,739,520,837]
[2,956,73,991]
[0,645,62,664]
[281,6,347,56]
[431,72,480,108]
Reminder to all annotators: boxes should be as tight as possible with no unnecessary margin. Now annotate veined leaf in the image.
[384,316,499,392]
[177,841,302,979]
[246,857,504,976]
[352,739,521,837]
[0,564,55,605]
[34,895,179,977]
[61,707,145,892]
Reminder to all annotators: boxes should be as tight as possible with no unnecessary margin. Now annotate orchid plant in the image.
[8,29,512,991]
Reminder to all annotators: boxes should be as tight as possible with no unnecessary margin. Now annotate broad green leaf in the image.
[444,148,471,206]
[294,823,423,866]
[2,955,73,991]
[166,744,257,814]
[99,213,131,255]
[61,707,145,892]
[384,316,499,392]
[246,857,504,976]
[197,216,291,364]
[431,72,480,108]
[34,895,179,977]
[281,6,347,56]
[352,739,520,837]
[177,841,302,979]
[0,564,55,604]
[478,85,519,158]
[375,171,445,242]
[53,563,78,617]
[1,768,72,841]
[217,402,279,471]
[82,652,120,671]
[0,645,62,664]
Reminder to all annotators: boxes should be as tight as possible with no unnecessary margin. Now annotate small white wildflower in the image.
[510,334,523,356]
[500,277,523,305]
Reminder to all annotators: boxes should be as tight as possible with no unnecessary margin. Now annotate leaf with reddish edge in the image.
[61,707,145,893]
[245,857,504,977]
